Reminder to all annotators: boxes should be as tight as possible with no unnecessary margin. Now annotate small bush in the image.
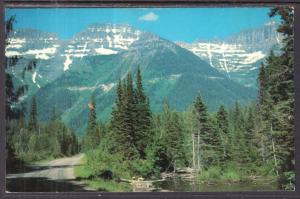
[220,171,240,182]
[74,164,130,192]
[86,146,131,179]
[199,166,222,181]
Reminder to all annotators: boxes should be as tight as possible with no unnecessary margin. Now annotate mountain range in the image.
[5,22,280,134]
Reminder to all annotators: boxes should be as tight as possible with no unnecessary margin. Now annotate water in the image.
[153,176,279,192]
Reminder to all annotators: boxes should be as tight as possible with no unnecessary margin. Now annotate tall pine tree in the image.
[216,105,230,161]
[28,96,38,132]
[84,94,101,150]
[134,67,152,158]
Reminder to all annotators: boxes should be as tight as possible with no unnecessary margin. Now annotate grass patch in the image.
[82,177,131,192]
[198,164,277,184]
[74,165,92,178]
[74,161,131,192]
[198,166,222,182]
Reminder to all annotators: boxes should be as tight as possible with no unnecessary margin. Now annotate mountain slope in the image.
[6,24,257,134]
[33,30,255,134]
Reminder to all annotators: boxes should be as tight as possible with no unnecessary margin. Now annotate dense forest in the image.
[79,7,295,191]
[5,7,294,191]
[7,98,79,162]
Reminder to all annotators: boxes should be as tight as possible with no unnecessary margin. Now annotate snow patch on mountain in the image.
[6,46,57,60]
[63,24,141,58]
[5,50,21,57]
[7,44,23,49]
[206,76,224,80]
[66,83,115,92]
[95,47,118,55]
[7,38,26,45]
[177,41,266,74]
[169,74,182,80]
[32,71,41,88]
[177,20,281,83]
[67,86,96,91]
[148,78,160,84]
[240,51,265,64]
[64,55,72,71]
[5,25,143,62]
[32,71,37,83]
[100,83,115,92]
[18,94,28,102]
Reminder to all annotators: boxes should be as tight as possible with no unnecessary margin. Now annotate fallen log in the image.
[120,177,166,183]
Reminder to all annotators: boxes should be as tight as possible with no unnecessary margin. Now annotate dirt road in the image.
[7,154,83,180]
[6,154,93,192]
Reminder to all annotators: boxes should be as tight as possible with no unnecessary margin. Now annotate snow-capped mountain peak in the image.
[6,24,143,71]
[177,20,282,87]
[5,29,60,60]
[6,22,281,87]
[59,24,142,70]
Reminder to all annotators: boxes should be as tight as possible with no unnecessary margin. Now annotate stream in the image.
[153,176,279,192]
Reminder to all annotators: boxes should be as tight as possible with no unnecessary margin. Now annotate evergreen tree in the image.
[50,106,60,121]
[159,101,186,172]
[258,63,267,105]
[255,7,295,190]
[192,94,218,169]
[244,105,258,161]
[111,71,153,160]
[111,77,138,159]
[28,96,38,131]
[84,94,101,150]
[87,94,97,134]
[136,67,146,102]
[228,102,250,164]
[5,15,22,121]
[125,72,136,142]
[216,105,230,161]
[216,105,229,134]
[134,67,152,158]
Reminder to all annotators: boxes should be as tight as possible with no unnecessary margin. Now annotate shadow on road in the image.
[6,154,91,192]
[6,177,92,192]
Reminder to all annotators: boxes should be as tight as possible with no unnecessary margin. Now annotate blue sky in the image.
[5,8,274,42]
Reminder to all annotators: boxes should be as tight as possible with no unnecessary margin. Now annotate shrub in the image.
[220,171,240,182]
[86,146,131,179]
[257,162,277,176]
[199,166,222,181]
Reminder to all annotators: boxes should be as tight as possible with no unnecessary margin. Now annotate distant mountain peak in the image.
[177,22,282,88]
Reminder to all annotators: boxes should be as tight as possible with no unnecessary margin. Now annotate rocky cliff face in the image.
[177,20,282,87]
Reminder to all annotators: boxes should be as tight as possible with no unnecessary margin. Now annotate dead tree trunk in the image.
[192,133,195,170]
[271,124,279,176]
[173,160,176,175]
[197,129,200,171]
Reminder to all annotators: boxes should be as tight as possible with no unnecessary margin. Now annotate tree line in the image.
[7,97,80,162]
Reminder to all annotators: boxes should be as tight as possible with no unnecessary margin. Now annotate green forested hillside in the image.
[31,35,255,134]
